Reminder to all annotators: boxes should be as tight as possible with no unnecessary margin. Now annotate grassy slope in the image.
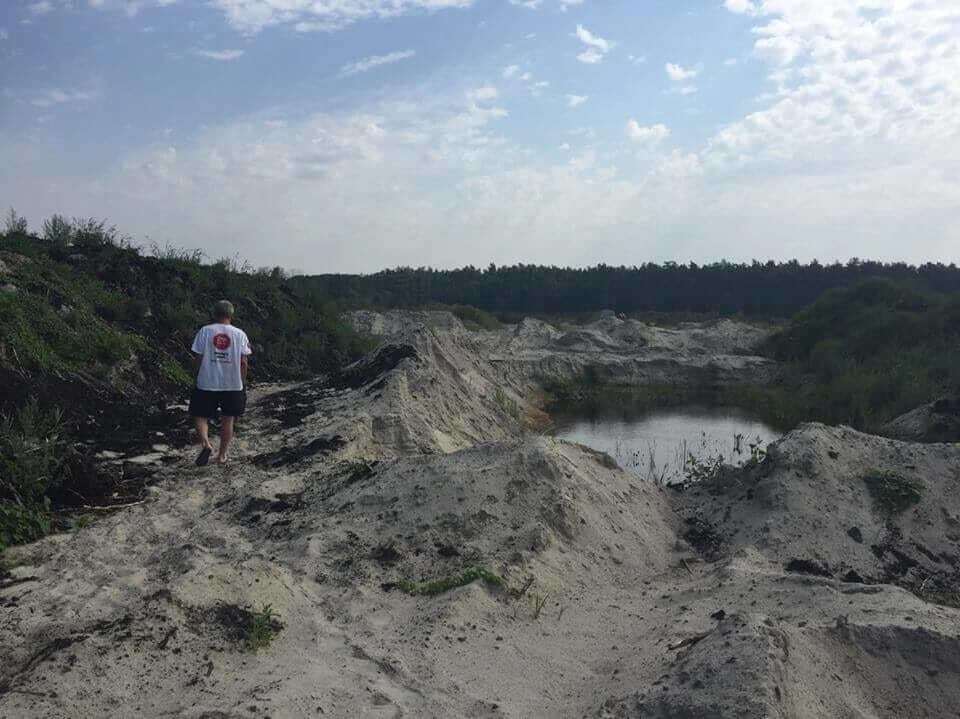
[0,221,371,549]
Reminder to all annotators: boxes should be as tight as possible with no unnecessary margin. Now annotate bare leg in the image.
[217,416,235,464]
[194,416,213,450]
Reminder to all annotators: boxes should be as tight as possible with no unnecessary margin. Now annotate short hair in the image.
[213,300,235,320]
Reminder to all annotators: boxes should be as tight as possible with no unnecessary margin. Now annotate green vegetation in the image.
[245,604,282,652]
[863,470,924,517]
[297,260,960,318]
[444,304,502,331]
[0,210,371,550]
[397,566,505,596]
[494,387,521,420]
[1,213,371,388]
[764,279,960,430]
[0,401,64,550]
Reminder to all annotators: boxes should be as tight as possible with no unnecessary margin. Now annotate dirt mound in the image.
[554,328,624,352]
[884,396,960,443]
[347,309,466,338]
[510,318,563,349]
[680,423,960,600]
[601,613,960,718]
[260,438,676,592]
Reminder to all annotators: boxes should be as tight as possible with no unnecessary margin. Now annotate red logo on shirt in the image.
[213,333,232,350]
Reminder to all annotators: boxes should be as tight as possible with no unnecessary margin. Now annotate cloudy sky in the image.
[1,1,958,272]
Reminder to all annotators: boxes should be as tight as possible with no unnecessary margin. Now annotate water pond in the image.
[551,404,784,485]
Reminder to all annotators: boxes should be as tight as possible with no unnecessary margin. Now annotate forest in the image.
[296,260,960,318]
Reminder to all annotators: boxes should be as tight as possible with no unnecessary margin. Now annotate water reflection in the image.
[551,405,783,485]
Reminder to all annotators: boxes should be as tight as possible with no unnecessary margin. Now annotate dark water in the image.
[551,405,783,484]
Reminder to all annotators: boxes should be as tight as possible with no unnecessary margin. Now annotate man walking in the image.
[189,300,252,466]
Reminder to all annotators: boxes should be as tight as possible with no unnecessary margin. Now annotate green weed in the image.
[863,470,923,517]
[494,388,520,420]
[160,357,193,387]
[0,400,65,550]
[246,604,283,652]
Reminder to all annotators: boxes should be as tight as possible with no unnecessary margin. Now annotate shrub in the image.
[3,208,28,235]
[448,304,502,331]
[0,401,66,550]
[863,470,923,517]
[41,214,73,246]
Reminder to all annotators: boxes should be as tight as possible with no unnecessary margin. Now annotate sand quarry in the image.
[2,311,959,718]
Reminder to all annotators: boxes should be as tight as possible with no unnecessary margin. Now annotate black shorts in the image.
[189,388,247,419]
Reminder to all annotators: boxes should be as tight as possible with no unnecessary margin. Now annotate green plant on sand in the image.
[863,469,923,517]
[245,604,283,652]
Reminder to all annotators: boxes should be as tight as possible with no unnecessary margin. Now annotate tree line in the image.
[297,260,960,317]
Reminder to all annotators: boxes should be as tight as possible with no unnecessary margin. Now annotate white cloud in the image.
[566,94,588,108]
[665,62,698,82]
[559,0,583,10]
[0,28,8,41]
[208,0,475,34]
[723,0,756,14]
[753,34,802,66]
[711,0,960,169]
[509,0,542,9]
[723,58,738,66]
[574,24,613,64]
[577,48,603,64]
[28,1,54,15]
[575,24,610,52]
[655,150,702,178]
[193,49,245,61]
[626,120,670,145]
[30,88,100,108]
[467,86,499,103]
[339,49,415,77]
[83,0,178,17]
[502,65,520,79]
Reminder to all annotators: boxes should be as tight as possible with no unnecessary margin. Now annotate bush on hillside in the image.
[0,401,65,550]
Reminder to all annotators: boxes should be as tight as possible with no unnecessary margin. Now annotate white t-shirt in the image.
[191,323,252,391]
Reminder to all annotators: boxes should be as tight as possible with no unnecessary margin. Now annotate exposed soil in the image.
[884,396,960,443]
[1,311,958,718]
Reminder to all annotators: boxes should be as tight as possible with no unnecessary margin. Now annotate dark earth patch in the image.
[682,516,724,560]
[785,558,833,577]
[331,344,417,390]
[251,435,346,469]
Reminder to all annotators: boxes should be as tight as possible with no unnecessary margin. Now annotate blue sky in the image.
[1,0,958,272]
